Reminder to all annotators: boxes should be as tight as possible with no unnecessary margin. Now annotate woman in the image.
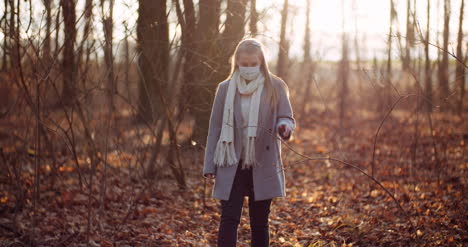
[202,38,296,247]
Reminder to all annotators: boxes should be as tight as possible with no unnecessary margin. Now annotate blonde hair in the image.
[226,38,278,112]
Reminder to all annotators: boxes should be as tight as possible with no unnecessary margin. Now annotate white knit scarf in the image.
[213,70,265,169]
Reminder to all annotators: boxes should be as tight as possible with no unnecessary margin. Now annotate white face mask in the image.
[239,65,261,80]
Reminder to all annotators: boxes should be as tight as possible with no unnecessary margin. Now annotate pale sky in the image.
[2,0,467,61]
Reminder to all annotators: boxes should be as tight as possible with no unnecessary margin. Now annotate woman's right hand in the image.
[204,173,216,179]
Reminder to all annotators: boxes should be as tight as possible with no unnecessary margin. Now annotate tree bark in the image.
[101,0,115,109]
[250,0,258,36]
[123,22,131,100]
[424,0,433,113]
[54,1,61,59]
[300,0,313,117]
[137,0,169,123]
[2,0,8,71]
[42,0,52,64]
[77,0,93,71]
[338,37,350,131]
[99,0,115,210]
[383,0,396,112]
[456,0,465,115]
[438,0,451,110]
[60,0,77,105]
[221,0,248,59]
[277,0,289,80]
[174,0,197,130]
[190,0,247,145]
[8,0,17,69]
[403,0,414,71]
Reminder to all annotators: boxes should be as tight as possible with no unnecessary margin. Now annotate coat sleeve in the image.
[202,82,227,177]
[275,79,296,141]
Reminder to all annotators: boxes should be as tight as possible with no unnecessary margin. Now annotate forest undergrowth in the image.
[0,108,466,246]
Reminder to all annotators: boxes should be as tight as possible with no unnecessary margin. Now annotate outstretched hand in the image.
[278,124,291,140]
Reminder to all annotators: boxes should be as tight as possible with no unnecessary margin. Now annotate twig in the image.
[371,94,415,178]
[53,232,78,247]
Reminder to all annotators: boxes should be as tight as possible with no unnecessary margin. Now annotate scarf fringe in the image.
[214,139,238,167]
[242,137,258,169]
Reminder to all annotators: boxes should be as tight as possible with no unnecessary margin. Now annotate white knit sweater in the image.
[239,93,294,162]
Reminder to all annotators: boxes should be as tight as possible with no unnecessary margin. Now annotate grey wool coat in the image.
[202,74,296,201]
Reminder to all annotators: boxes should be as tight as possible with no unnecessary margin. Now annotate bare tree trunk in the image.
[137,0,169,123]
[438,0,451,110]
[424,0,433,113]
[101,0,115,109]
[352,0,363,100]
[403,0,414,71]
[173,0,197,147]
[220,0,248,60]
[191,0,247,145]
[77,0,93,72]
[184,0,220,145]
[337,0,349,131]
[174,0,197,145]
[250,0,258,36]
[2,0,8,71]
[277,0,289,80]
[42,0,52,64]
[456,0,465,115]
[54,2,61,58]
[338,35,350,131]
[99,0,115,214]
[124,22,131,100]
[8,0,17,69]
[383,0,396,112]
[60,0,77,105]
[300,0,313,117]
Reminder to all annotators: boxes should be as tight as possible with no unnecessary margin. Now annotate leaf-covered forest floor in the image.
[0,109,466,246]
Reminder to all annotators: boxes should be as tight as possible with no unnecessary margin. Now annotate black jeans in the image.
[218,159,272,247]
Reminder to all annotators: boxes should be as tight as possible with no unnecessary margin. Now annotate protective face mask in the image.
[239,65,261,80]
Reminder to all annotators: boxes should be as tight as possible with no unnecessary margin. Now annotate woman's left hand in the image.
[278,124,291,140]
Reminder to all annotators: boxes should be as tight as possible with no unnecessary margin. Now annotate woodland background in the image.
[0,0,466,246]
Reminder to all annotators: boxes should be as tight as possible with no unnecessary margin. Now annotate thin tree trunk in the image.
[352,0,363,101]
[54,3,61,59]
[77,0,93,75]
[99,0,115,214]
[250,0,257,36]
[383,0,396,112]
[137,0,169,123]
[102,0,115,110]
[173,0,196,144]
[8,0,17,69]
[438,0,451,110]
[124,22,131,100]
[403,0,414,71]
[277,0,289,80]
[220,0,248,60]
[300,0,313,117]
[424,0,433,113]
[338,36,350,130]
[191,0,222,146]
[174,0,197,146]
[60,0,77,105]
[42,0,52,64]
[2,0,8,71]
[456,0,465,115]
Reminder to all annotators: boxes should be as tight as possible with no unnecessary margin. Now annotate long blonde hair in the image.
[226,38,278,111]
